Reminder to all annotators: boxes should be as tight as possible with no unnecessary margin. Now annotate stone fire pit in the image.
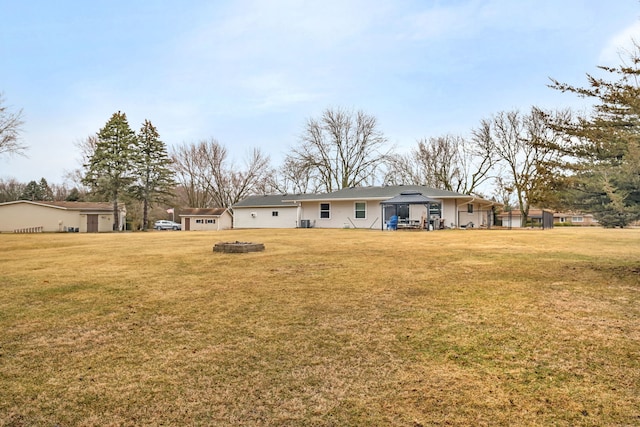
[213,241,265,253]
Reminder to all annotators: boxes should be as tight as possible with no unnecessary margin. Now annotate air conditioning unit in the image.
[300,219,311,228]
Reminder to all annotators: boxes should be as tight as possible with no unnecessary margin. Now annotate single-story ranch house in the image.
[0,200,126,233]
[233,185,501,230]
[233,195,299,228]
[179,208,233,231]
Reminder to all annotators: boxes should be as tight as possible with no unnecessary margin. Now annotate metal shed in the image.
[381,191,442,231]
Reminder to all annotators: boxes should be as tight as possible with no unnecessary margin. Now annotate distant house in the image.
[553,212,599,226]
[233,186,501,230]
[179,208,233,231]
[0,200,126,233]
[233,195,299,229]
[497,209,598,228]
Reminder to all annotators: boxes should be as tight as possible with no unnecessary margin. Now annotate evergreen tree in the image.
[21,180,42,201]
[38,178,53,201]
[82,111,137,231]
[548,50,640,227]
[131,119,176,230]
[21,177,53,201]
[65,187,82,202]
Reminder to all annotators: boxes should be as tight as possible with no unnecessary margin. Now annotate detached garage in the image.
[0,200,126,233]
[179,208,232,231]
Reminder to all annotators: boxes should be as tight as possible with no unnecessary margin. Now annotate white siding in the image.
[0,203,118,232]
[0,203,78,232]
[234,207,298,228]
[455,201,494,228]
[440,200,457,228]
[83,213,119,232]
[183,212,233,231]
[299,200,384,229]
[297,199,462,229]
[501,215,522,228]
[234,196,496,230]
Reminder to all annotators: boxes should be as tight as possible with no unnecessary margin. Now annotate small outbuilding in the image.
[0,200,126,233]
[179,208,233,231]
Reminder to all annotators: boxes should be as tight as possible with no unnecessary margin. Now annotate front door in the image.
[87,214,99,232]
[185,218,190,231]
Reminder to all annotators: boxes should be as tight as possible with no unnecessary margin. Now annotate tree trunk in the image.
[142,197,149,231]
[112,189,120,231]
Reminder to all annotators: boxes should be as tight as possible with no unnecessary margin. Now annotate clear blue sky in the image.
[1,0,639,185]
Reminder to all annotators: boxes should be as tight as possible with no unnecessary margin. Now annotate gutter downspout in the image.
[457,196,477,228]
[296,202,302,228]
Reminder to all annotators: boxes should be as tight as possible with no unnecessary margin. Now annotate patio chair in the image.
[387,215,398,230]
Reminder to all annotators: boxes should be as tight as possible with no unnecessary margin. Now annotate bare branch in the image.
[0,94,27,158]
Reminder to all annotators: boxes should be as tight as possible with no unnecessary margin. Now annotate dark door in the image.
[185,218,191,231]
[87,214,99,232]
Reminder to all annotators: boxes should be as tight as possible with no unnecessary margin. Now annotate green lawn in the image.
[0,228,638,426]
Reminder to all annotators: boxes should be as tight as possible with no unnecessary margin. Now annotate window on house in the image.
[572,216,583,222]
[355,202,366,219]
[196,219,203,224]
[467,204,474,214]
[207,219,215,224]
[272,211,279,217]
[320,203,330,219]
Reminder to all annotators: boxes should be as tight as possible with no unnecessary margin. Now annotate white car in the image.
[154,220,181,230]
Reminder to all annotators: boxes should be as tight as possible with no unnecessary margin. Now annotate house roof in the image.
[0,200,120,212]
[282,185,498,205]
[382,191,441,205]
[233,186,501,209]
[233,194,299,208]
[179,208,228,216]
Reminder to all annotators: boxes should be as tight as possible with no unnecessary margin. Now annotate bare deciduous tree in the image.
[478,108,565,225]
[0,178,26,202]
[0,94,27,158]
[269,157,322,195]
[286,107,389,192]
[171,139,271,209]
[64,135,98,193]
[171,140,214,208]
[384,134,496,195]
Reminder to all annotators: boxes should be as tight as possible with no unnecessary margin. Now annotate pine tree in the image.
[131,119,176,230]
[21,180,41,201]
[38,178,53,201]
[65,187,82,202]
[548,51,640,227]
[82,111,137,231]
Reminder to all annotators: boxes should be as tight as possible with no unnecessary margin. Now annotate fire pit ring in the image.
[213,241,265,253]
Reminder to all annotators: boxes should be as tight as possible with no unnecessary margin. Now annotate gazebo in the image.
[380,191,442,231]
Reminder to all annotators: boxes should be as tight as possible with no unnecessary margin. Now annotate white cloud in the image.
[240,72,324,111]
[398,0,575,41]
[599,20,640,65]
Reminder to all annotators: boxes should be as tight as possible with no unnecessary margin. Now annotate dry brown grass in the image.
[0,227,638,426]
